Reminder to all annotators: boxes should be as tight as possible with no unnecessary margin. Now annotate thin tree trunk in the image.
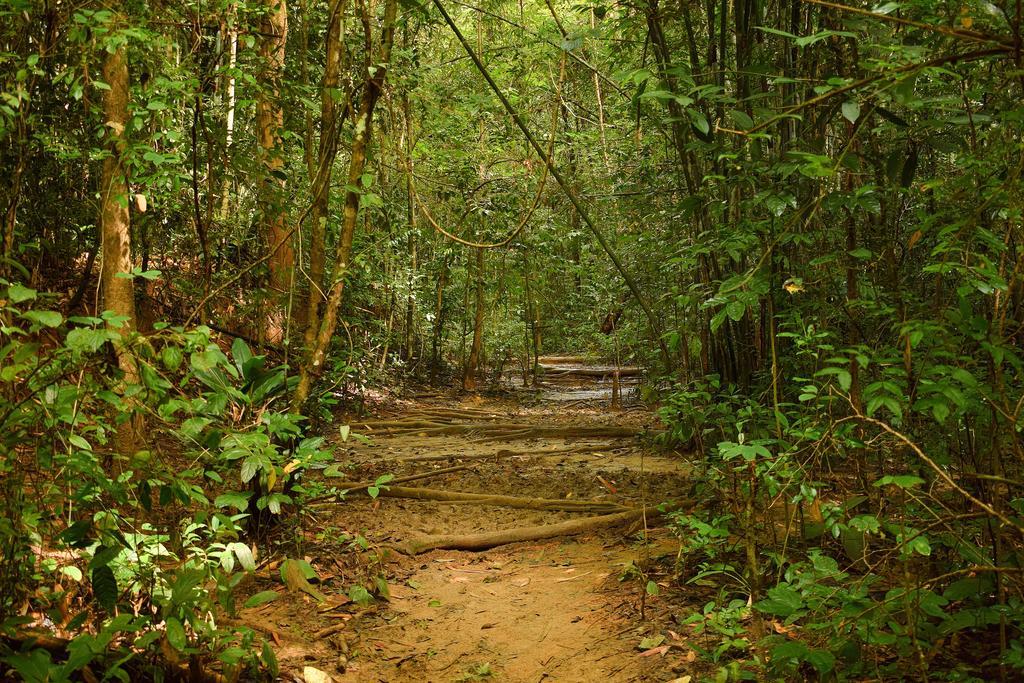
[430,254,449,384]
[302,0,349,352]
[292,0,399,412]
[218,20,237,222]
[256,0,292,344]
[463,247,484,391]
[402,76,418,364]
[99,38,141,456]
[522,250,541,384]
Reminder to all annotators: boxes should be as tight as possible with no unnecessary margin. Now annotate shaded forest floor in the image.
[238,366,704,682]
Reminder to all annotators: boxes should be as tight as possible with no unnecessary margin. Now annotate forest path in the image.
[249,367,693,682]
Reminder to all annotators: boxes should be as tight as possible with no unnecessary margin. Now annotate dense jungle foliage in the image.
[2,0,1024,679]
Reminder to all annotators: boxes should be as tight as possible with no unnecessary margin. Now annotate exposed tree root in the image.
[396,443,626,463]
[358,420,648,440]
[310,465,471,503]
[540,366,641,378]
[337,484,629,513]
[399,503,685,555]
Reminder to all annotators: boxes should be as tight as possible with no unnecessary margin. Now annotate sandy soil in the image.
[237,373,701,682]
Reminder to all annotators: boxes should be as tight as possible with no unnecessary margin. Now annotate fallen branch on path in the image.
[397,443,626,463]
[398,502,687,554]
[335,484,630,513]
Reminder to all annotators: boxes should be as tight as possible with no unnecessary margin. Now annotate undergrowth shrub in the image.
[658,313,1024,681]
[0,275,347,679]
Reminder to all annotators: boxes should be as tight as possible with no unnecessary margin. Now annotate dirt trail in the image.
[244,370,694,682]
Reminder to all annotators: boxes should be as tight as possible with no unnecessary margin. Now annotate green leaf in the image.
[726,301,745,321]
[91,565,118,611]
[89,545,121,570]
[21,310,63,328]
[7,283,37,303]
[165,616,187,651]
[841,100,860,123]
[907,535,931,556]
[244,590,280,608]
[66,327,111,354]
[638,634,665,649]
[161,346,183,371]
[815,366,852,392]
[348,584,374,606]
[728,109,753,129]
[240,457,261,483]
[229,542,256,571]
[214,491,252,511]
[757,583,804,617]
[231,336,253,375]
[690,111,710,135]
[806,649,836,674]
[874,475,924,489]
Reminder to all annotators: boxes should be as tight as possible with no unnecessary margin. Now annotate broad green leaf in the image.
[7,283,36,302]
[842,100,860,123]
[91,565,118,611]
[244,590,280,608]
[21,310,63,328]
[165,616,187,651]
[874,475,924,489]
[214,491,252,511]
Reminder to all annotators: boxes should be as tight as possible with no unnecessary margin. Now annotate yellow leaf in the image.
[281,559,327,603]
[134,194,147,212]
[783,278,804,294]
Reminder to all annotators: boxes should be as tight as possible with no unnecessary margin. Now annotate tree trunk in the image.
[256,0,292,345]
[430,254,449,384]
[99,40,141,457]
[522,250,541,384]
[462,247,484,391]
[218,18,237,223]
[302,0,349,353]
[292,0,399,412]
[402,80,418,365]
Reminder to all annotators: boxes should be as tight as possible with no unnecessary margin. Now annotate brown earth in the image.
[237,381,704,683]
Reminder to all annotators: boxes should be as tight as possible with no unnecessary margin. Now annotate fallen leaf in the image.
[317,595,352,612]
[281,559,327,603]
[667,677,692,683]
[302,666,334,683]
[511,577,531,587]
[638,634,665,650]
[639,644,671,657]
